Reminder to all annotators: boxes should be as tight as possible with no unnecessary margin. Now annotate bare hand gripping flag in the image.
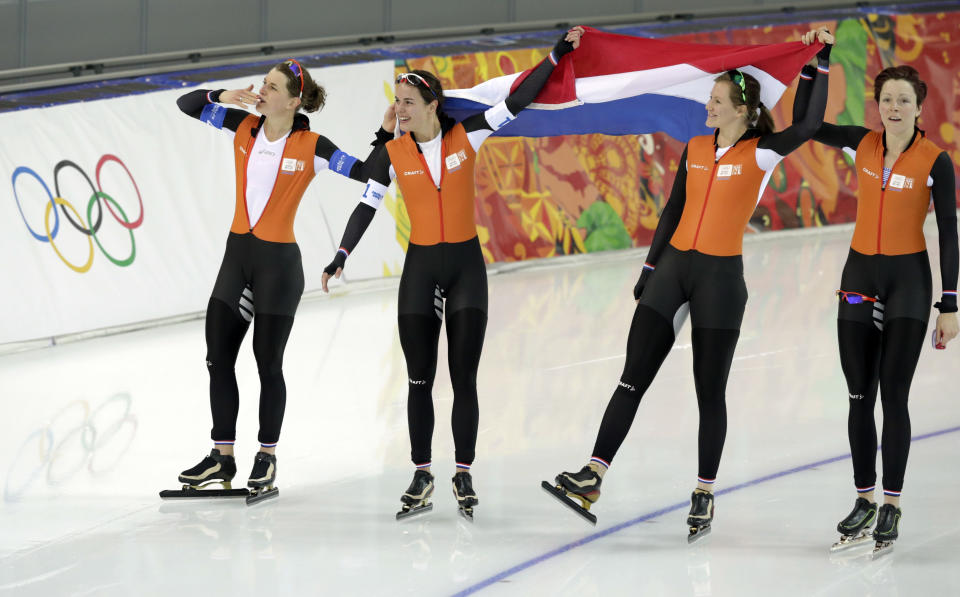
[444,27,822,141]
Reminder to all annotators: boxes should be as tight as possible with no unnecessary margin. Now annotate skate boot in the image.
[452,471,479,522]
[397,469,435,521]
[160,449,249,499]
[541,465,602,525]
[871,504,901,557]
[687,490,714,543]
[245,452,279,505]
[830,497,878,552]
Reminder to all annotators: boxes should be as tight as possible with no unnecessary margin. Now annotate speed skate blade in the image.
[160,487,250,499]
[246,486,279,506]
[830,532,873,553]
[871,541,895,559]
[458,507,474,523]
[396,502,433,521]
[687,525,712,544]
[541,480,597,525]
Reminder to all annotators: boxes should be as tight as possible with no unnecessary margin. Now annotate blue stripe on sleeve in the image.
[200,103,227,129]
[330,149,358,176]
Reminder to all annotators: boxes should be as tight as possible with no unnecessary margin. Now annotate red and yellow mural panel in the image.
[392,12,960,264]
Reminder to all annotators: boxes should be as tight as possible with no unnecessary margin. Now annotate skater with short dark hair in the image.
[793,64,958,554]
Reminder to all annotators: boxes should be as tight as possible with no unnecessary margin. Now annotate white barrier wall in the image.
[1,60,403,344]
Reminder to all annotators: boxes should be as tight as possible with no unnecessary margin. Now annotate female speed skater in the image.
[792,63,958,554]
[321,27,585,521]
[168,59,386,504]
[544,27,834,541]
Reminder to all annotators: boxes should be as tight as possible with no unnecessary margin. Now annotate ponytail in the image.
[299,73,326,113]
[754,102,775,135]
[274,59,327,113]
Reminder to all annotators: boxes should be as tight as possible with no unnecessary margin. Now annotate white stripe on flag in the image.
[573,65,787,111]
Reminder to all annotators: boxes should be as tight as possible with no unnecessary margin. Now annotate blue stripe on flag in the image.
[444,94,712,141]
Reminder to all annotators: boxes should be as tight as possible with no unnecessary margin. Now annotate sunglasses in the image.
[728,69,747,103]
[836,290,878,305]
[396,72,438,99]
[285,60,304,96]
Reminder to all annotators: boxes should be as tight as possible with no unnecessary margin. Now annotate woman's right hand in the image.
[382,104,397,134]
[320,268,342,293]
[554,25,585,59]
[218,85,260,109]
[633,268,653,303]
[321,252,347,293]
[800,27,834,46]
[801,27,834,66]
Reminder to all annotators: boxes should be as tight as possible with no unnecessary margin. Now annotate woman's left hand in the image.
[566,26,585,49]
[934,312,959,348]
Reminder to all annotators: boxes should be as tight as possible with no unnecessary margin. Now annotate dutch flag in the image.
[444,26,822,141]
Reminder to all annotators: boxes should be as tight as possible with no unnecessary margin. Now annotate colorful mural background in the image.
[384,12,960,266]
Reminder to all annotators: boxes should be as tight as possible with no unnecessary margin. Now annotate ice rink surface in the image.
[1,224,958,596]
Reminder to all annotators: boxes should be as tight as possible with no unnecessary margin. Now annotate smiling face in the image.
[256,68,300,117]
[705,81,747,131]
[877,79,921,136]
[394,83,437,134]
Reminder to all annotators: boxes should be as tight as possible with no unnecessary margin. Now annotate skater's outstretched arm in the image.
[320,147,393,292]
[459,27,583,151]
[178,87,388,182]
[177,88,253,132]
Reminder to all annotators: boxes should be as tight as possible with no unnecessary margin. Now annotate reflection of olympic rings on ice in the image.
[11,155,144,272]
[4,392,138,502]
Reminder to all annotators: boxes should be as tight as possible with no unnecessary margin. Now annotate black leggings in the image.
[838,249,931,494]
[592,246,747,482]
[398,237,487,466]
[206,233,304,445]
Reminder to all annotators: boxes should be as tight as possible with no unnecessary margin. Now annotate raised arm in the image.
[757,38,832,156]
[634,146,689,300]
[176,88,256,132]
[792,64,870,151]
[460,27,583,146]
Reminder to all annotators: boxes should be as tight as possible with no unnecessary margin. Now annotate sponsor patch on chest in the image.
[445,150,468,172]
[281,158,305,173]
[716,164,742,179]
[887,173,914,190]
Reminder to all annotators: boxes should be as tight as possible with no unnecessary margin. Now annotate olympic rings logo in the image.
[5,393,137,502]
[11,155,144,273]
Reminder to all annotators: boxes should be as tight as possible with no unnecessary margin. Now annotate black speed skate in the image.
[397,470,435,521]
[245,452,279,505]
[687,490,714,543]
[452,471,479,522]
[830,497,878,552]
[160,449,250,499]
[871,504,901,558]
[541,466,602,525]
